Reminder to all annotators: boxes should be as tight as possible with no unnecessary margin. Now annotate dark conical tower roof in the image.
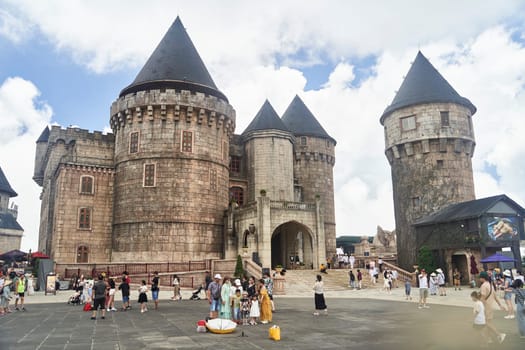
[380,51,476,123]
[282,95,336,144]
[120,17,227,102]
[36,126,49,143]
[242,100,290,135]
[0,166,17,197]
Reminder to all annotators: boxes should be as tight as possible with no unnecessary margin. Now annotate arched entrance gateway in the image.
[271,221,314,269]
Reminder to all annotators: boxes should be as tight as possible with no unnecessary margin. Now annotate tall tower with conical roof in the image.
[110,17,235,262]
[381,52,476,269]
[281,95,337,256]
[0,166,23,253]
[242,100,294,202]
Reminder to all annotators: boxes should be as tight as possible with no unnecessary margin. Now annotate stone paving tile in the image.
[0,297,523,349]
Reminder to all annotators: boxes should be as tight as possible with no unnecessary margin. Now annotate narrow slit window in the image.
[144,163,156,187]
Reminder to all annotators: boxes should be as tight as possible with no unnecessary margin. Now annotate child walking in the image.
[471,291,488,345]
[138,280,148,313]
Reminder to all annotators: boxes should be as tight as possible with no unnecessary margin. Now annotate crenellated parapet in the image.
[385,138,476,165]
[294,151,336,165]
[48,125,115,144]
[110,89,236,135]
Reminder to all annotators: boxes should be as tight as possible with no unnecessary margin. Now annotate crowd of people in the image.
[0,268,34,315]
[205,272,274,325]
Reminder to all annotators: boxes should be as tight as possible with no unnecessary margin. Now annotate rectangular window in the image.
[182,131,193,152]
[401,116,416,131]
[436,159,444,168]
[80,175,94,194]
[78,208,91,229]
[210,169,217,190]
[440,111,449,127]
[223,141,228,160]
[130,131,139,153]
[144,163,156,187]
[411,196,421,208]
[300,137,307,145]
[229,156,241,173]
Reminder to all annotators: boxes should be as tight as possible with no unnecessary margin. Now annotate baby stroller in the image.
[189,285,204,300]
[67,291,82,305]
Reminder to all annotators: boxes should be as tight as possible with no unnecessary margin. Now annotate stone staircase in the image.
[283,268,383,295]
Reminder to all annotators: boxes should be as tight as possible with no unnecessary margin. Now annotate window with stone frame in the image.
[440,111,450,127]
[411,196,421,208]
[80,175,94,194]
[77,245,89,263]
[210,169,217,191]
[129,131,139,153]
[436,159,444,168]
[143,163,156,187]
[78,208,92,229]
[401,115,416,131]
[300,136,307,145]
[229,156,241,173]
[182,131,193,152]
[230,186,244,205]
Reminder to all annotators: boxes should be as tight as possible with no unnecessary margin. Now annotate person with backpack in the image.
[206,274,222,319]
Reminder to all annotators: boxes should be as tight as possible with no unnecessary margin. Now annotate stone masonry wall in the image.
[383,103,475,270]
[293,136,336,257]
[244,131,294,203]
[110,90,235,262]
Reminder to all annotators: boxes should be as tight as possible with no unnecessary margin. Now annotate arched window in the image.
[80,175,94,194]
[77,245,89,263]
[230,186,244,206]
[78,208,92,229]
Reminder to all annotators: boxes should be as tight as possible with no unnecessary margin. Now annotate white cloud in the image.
[0,7,32,43]
[0,77,52,251]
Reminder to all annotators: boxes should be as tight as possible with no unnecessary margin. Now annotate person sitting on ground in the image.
[320,264,328,274]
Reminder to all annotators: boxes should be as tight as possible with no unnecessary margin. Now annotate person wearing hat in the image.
[429,272,438,296]
[502,270,514,319]
[436,268,446,296]
[479,271,506,343]
[206,274,222,319]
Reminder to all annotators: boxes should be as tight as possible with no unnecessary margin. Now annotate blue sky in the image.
[1,1,525,251]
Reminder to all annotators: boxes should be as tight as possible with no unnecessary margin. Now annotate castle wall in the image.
[244,131,294,203]
[110,89,235,262]
[35,127,115,257]
[51,164,113,263]
[383,103,475,270]
[0,228,23,253]
[293,136,336,257]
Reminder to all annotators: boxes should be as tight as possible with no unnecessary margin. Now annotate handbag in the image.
[83,303,92,311]
[269,325,281,341]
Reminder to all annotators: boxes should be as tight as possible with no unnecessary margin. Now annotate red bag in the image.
[83,303,92,311]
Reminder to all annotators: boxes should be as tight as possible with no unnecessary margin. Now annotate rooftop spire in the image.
[380,51,476,123]
[0,166,17,197]
[281,95,336,144]
[242,100,290,135]
[119,16,227,101]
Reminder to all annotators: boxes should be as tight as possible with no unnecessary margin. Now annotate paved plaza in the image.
[0,288,523,349]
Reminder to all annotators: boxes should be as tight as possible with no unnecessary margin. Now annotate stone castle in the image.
[381,51,477,270]
[33,17,335,269]
[0,166,23,253]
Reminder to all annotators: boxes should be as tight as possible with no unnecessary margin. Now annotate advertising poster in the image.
[487,217,519,241]
[45,274,57,295]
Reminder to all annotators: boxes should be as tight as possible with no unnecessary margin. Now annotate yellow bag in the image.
[269,325,281,341]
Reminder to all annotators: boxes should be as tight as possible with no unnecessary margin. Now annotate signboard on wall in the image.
[487,216,519,241]
[45,273,57,295]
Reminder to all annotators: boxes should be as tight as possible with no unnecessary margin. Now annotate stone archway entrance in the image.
[271,221,314,269]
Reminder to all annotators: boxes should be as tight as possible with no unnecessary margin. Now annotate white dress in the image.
[249,299,260,318]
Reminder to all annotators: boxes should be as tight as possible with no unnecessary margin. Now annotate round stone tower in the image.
[110,17,235,262]
[380,51,476,270]
[281,95,337,257]
[242,100,294,202]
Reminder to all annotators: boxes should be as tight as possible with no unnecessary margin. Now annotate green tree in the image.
[234,255,244,278]
[417,245,437,273]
